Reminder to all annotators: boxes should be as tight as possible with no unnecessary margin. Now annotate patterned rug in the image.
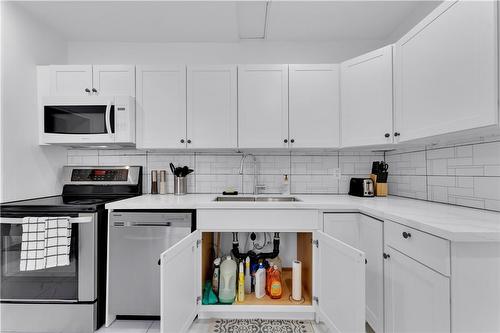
[209,319,314,333]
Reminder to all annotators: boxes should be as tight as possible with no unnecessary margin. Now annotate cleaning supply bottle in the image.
[244,257,251,294]
[269,265,283,299]
[212,257,221,295]
[218,256,237,304]
[255,262,266,299]
[238,261,245,302]
[281,174,290,195]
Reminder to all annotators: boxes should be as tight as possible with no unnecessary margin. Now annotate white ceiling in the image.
[14,1,441,43]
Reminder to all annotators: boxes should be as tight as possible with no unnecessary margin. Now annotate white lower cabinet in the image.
[160,211,365,333]
[383,247,450,333]
[323,213,384,333]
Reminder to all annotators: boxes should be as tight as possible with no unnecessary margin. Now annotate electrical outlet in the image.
[332,168,341,180]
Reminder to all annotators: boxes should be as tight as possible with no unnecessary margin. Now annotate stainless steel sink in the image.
[214,196,255,202]
[255,196,300,202]
[213,196,300,202]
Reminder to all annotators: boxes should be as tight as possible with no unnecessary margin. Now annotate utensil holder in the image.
[370,174,388,197]
[174,176,187,196]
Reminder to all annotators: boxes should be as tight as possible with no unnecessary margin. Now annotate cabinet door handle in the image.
[284,139,288,143]
[365,258,368,264]
[383,253,390,259]
[290,139,295,143]
[187,139,192,144]
[180,139,185,143]
[85,88,91,93]
[384,133,390,138]
[394,132,401,137]
[92,88,97,93]
[402,231,411,239]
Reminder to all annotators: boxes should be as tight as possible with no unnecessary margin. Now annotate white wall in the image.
[67,40,386,64]
[0,2,67,202]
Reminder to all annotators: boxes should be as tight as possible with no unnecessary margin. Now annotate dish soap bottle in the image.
[244,257,251,294]
[238,261,245,302]
[219,256,236,304]
[255,262,266,299]
[269,265,283,299]
[281,174,290,195]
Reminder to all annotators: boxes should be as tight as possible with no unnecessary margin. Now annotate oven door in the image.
[0,213,96,303]
[42,96,116,144]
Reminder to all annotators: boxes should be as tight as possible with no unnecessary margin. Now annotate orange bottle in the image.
[266,265,274,295]
[269,265,282,299]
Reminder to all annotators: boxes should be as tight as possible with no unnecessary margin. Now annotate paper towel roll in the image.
[292,260,302,301]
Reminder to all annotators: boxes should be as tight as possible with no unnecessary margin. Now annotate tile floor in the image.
[95,319,332,333]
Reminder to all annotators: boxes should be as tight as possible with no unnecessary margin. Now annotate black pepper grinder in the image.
[151,170,158,194]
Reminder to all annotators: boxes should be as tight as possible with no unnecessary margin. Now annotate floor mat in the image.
[209,319,314,333]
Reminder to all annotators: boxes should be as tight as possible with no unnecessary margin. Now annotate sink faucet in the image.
[239,153,265,195]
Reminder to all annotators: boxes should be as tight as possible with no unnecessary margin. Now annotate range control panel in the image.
[71,168,129,182]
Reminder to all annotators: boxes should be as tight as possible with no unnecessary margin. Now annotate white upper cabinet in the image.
[394,0,498,142]
[49,65,135,97]
[186,65,237,149]
[238,65,289,149]
[92,65,135,96]
[289,64,340,148]
[136,65,187,149]
[341,45,394,147]
[49,65,93,96]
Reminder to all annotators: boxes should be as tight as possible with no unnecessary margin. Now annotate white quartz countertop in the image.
[106,194,500,242]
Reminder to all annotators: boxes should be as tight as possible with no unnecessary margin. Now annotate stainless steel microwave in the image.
[40,96,135,146]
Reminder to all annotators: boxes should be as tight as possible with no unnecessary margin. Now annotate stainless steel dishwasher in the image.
[108,210,195,318]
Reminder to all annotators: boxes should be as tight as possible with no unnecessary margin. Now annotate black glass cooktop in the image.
[0,195,126,213]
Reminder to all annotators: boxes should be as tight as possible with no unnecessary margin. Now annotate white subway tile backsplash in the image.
[387,175,427,200]
[388,139,500,211]
[291,155,337,175]
[473,141,500,166]
[291,174,339,194]
[66,138,500,212]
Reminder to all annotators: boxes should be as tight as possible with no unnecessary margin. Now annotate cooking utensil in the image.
[169,163,176,175]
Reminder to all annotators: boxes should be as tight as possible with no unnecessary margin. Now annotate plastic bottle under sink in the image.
[218,256,237,304]
[255,262,266,299]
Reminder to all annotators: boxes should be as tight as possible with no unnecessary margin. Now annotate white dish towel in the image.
[20,217,72,271]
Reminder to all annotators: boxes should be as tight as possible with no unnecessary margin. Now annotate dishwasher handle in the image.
[113,221,170,227]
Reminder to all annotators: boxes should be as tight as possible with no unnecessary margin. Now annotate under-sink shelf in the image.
[208,269,312,306]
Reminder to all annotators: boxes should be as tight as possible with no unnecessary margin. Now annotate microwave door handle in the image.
[105,101,112,135]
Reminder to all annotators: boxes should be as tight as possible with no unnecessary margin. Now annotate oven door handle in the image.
[105,101,112,135]
[0,216,93,224]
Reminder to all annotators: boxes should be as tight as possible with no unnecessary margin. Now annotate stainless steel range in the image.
[0,166,142,333]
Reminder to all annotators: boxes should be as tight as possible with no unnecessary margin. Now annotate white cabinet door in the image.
[92,65,135,96]
[136,66,187,149]
[359,215,384,333]
[160,230,200,333]
[323,213,384,333]
[316,230,365,333]
[49,65,93,96]
[394,1,498,142]
[323,213,359,249]
[289,64,340,148]
[238,65,289,149]
[384,247,450,333]
[187,65,237,149]
[341,45,393,147]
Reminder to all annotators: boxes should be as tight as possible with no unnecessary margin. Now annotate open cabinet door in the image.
[160,230,200,333]
[315,231,365,333]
